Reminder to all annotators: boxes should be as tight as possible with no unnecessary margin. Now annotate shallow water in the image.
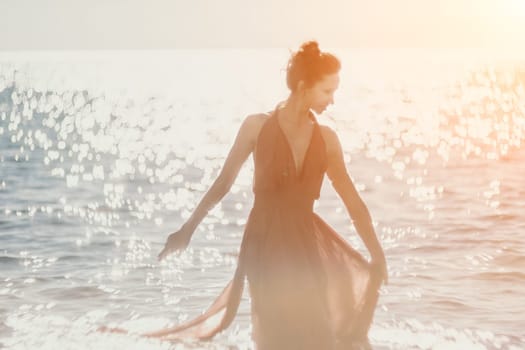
[1,49,524,349]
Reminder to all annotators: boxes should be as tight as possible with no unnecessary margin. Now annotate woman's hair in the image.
[286,41,341,92]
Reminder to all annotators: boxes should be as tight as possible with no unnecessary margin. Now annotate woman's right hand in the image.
[370,255,389,286]
[158,225,193,261]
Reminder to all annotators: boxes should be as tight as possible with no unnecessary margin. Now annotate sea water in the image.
[0,48,524,349]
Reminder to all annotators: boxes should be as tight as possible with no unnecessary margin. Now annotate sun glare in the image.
[504,0,525,16]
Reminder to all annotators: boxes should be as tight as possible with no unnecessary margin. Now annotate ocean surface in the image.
[0,48,524,350]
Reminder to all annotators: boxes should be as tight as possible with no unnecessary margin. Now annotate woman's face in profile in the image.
[305,73,339,115]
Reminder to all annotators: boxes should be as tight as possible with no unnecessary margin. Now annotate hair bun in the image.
[299,41,321,58]
[286,40,340,92]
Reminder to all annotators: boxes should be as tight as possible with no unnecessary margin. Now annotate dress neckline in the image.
[274,108,317,178]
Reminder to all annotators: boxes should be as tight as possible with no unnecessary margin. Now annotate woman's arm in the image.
[158,114,260,260]
[322,126,388,282]
[184,115,258,232]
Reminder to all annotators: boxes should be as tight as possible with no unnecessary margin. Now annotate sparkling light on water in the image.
[1,49,524,349]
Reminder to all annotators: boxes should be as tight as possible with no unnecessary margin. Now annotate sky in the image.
[0,0,524,50]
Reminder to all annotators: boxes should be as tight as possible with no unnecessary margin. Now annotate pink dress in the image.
[160,108,381,349]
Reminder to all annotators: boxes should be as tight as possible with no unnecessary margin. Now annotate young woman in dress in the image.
[105,41,388,350]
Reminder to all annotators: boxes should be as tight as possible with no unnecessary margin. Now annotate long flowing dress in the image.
[157,107,381,349]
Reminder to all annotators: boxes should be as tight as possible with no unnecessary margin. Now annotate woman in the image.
[107,41,388,349]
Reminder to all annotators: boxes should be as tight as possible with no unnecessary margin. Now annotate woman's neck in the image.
[278,94,312,127]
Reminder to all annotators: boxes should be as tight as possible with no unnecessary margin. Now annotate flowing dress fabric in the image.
[162,110,381,349]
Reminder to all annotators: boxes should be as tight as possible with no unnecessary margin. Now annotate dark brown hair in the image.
[286,41,341,92]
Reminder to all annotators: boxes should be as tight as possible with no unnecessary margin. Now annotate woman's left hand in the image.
[370,256,388,286]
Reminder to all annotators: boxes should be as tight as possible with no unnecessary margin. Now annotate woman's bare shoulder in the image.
[318,124,338,147]
[238,113,272,151]
[246,112,271,126]
[242,112,272,136]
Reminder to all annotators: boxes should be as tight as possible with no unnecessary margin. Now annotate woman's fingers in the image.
[157,240,180,261]
[157,234,176,261]
[157,247,168,261]
[370,259,389,286]
[157,229,192,262]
